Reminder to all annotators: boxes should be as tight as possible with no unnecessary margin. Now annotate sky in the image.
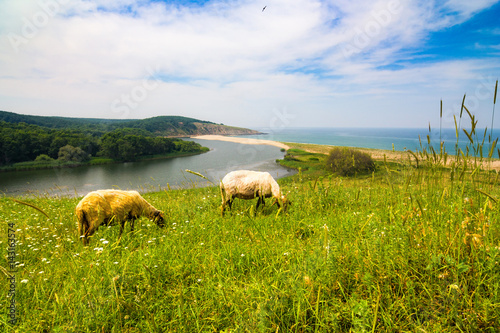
[0,0,499,130]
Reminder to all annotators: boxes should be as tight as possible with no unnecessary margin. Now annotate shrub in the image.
[58,145,90,162]
[34,154,54,162]
[325,147,375,176]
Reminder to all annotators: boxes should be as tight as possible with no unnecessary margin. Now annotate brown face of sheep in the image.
[272,196,291,211]
[153,211,166,227]
[282,196,291,211]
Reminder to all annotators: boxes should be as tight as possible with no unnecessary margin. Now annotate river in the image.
[0,139,294,197]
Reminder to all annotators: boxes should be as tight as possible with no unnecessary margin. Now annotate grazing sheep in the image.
[220,170,289,214]
[75,190,165,245]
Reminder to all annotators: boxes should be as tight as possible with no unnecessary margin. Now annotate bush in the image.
[325,147,375,176]
[58,145,90,162]
[34,154,54,162]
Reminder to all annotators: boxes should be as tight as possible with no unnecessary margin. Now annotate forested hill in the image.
[0,110,260,167]
[0,110,260,137]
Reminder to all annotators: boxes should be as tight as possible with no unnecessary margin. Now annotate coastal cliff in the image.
[189,122,261,136]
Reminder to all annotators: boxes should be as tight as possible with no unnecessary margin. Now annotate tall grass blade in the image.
[185,169,215,185]
[458,93,466,137]
[454,115,458,139]
[476,188,498,203]
[488,138,497,159]
[463,129,474,144]
[440,99,443,143]
[491,79,498,140]
[463,105,473,125]
[10,198,50,218]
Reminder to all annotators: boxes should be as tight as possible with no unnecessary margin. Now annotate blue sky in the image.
[0,0,499,129]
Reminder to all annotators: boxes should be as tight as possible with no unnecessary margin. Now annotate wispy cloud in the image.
[0,0,499,128]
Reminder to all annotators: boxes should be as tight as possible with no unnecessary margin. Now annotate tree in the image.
[58,145,90,162]
[117,139,138,162]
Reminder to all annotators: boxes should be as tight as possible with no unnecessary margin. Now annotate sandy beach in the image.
[191,135,291,150]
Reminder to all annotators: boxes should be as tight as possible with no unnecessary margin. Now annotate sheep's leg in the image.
[84,223,99,246]
[256,196,265,209]
[78,213,95,246]
[78,221,88,245]
[130,219,135,232]
[223,197,233,210]
[119,221,125,238]
[222,198,233,216]
[79,224,89,246]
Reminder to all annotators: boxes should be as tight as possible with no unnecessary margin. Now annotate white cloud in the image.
[0,0,498,127]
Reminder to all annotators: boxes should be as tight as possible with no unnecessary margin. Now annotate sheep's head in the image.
[152,210,165,227]
[281,195,291,211]
[273,195,291,211]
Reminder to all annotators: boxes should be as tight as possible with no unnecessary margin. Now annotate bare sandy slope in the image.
[192,135,500,171]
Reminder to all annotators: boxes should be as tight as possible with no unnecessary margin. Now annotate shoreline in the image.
[191,134,500,171]
[191,135,291,150]
[191,134,400,159]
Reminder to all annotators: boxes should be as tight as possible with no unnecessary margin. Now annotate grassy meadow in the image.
[1,141,500,332]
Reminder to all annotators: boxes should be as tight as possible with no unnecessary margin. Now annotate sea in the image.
[237,127,500,155]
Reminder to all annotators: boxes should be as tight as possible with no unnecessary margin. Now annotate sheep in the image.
[220,170,290,214]
[75,189,165,245]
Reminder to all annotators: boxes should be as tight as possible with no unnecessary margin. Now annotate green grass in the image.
[2,149,500,332]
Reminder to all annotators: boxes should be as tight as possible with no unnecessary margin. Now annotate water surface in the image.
[0,139,293,197]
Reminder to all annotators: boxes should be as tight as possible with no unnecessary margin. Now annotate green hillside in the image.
[0,111,218,167]
[0,110,214,135]
[0,111,259,167]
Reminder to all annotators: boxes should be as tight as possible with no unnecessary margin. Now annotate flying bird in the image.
[262,5,267,12]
